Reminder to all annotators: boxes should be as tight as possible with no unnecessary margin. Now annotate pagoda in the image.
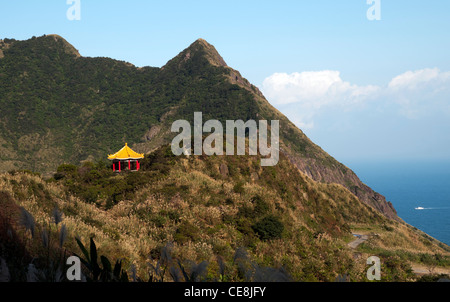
[107,143,144,172]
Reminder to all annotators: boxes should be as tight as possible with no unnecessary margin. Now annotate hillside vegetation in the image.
[1,144,448,282]
[0,35,396,220]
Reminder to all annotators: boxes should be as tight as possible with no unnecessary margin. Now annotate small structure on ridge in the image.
[107,143,144,172]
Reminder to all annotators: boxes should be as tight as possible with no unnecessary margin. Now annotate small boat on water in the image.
[415,207,425,210]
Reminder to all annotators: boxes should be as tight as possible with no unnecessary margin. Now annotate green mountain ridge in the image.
[0,34,395,221]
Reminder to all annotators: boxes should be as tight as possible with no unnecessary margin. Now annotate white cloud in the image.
[261,70,379,129]
[262,71,378,107]
[388,68,450,90]
[387,68,450,119]
[261,68,450,128]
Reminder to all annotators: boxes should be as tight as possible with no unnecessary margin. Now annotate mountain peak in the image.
[44,34,81,58]
[188,38,227,67]
[192,38,209,45]
[0,34,81,59]
[162,38,227,70]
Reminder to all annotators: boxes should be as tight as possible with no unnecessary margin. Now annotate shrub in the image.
[251,195,269,216]
[151,215,167,228]
[174,221,200,244]
[237,205,253,218]
[225,198,234,205]
[233,181,245,194]
[252,215,284,240]
[56,164,78,174]
[160,210,181,223]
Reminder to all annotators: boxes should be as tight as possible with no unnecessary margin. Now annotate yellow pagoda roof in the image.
[108,143,144,160]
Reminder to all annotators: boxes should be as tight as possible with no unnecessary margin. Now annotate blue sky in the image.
[1,0,450,163]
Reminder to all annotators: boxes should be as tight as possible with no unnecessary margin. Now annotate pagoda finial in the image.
[125,142,128,146]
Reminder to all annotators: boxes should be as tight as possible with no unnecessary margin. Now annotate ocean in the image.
[343,160,450,246]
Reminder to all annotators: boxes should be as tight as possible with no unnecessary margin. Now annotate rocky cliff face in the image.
[282,149,398,220]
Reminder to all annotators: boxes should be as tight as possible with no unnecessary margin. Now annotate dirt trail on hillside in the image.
[348,234,369,249]
[349,233,450,277]
[410,264,450,276]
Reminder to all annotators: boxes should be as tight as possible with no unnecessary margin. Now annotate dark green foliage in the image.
[381,255,415,282]
[252,215,284,241]
[236,218,255,237]
[53,146,179,207]
[139,146,177,174]
[233,181,245,194]
[173,221,200,244]
[0,35,259,173]
[251,195,270,216]
[419,253,450,267]
[151,215,167,228]
[237,205,254,218]
[225,198,234,205]
[159,209,181,223]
